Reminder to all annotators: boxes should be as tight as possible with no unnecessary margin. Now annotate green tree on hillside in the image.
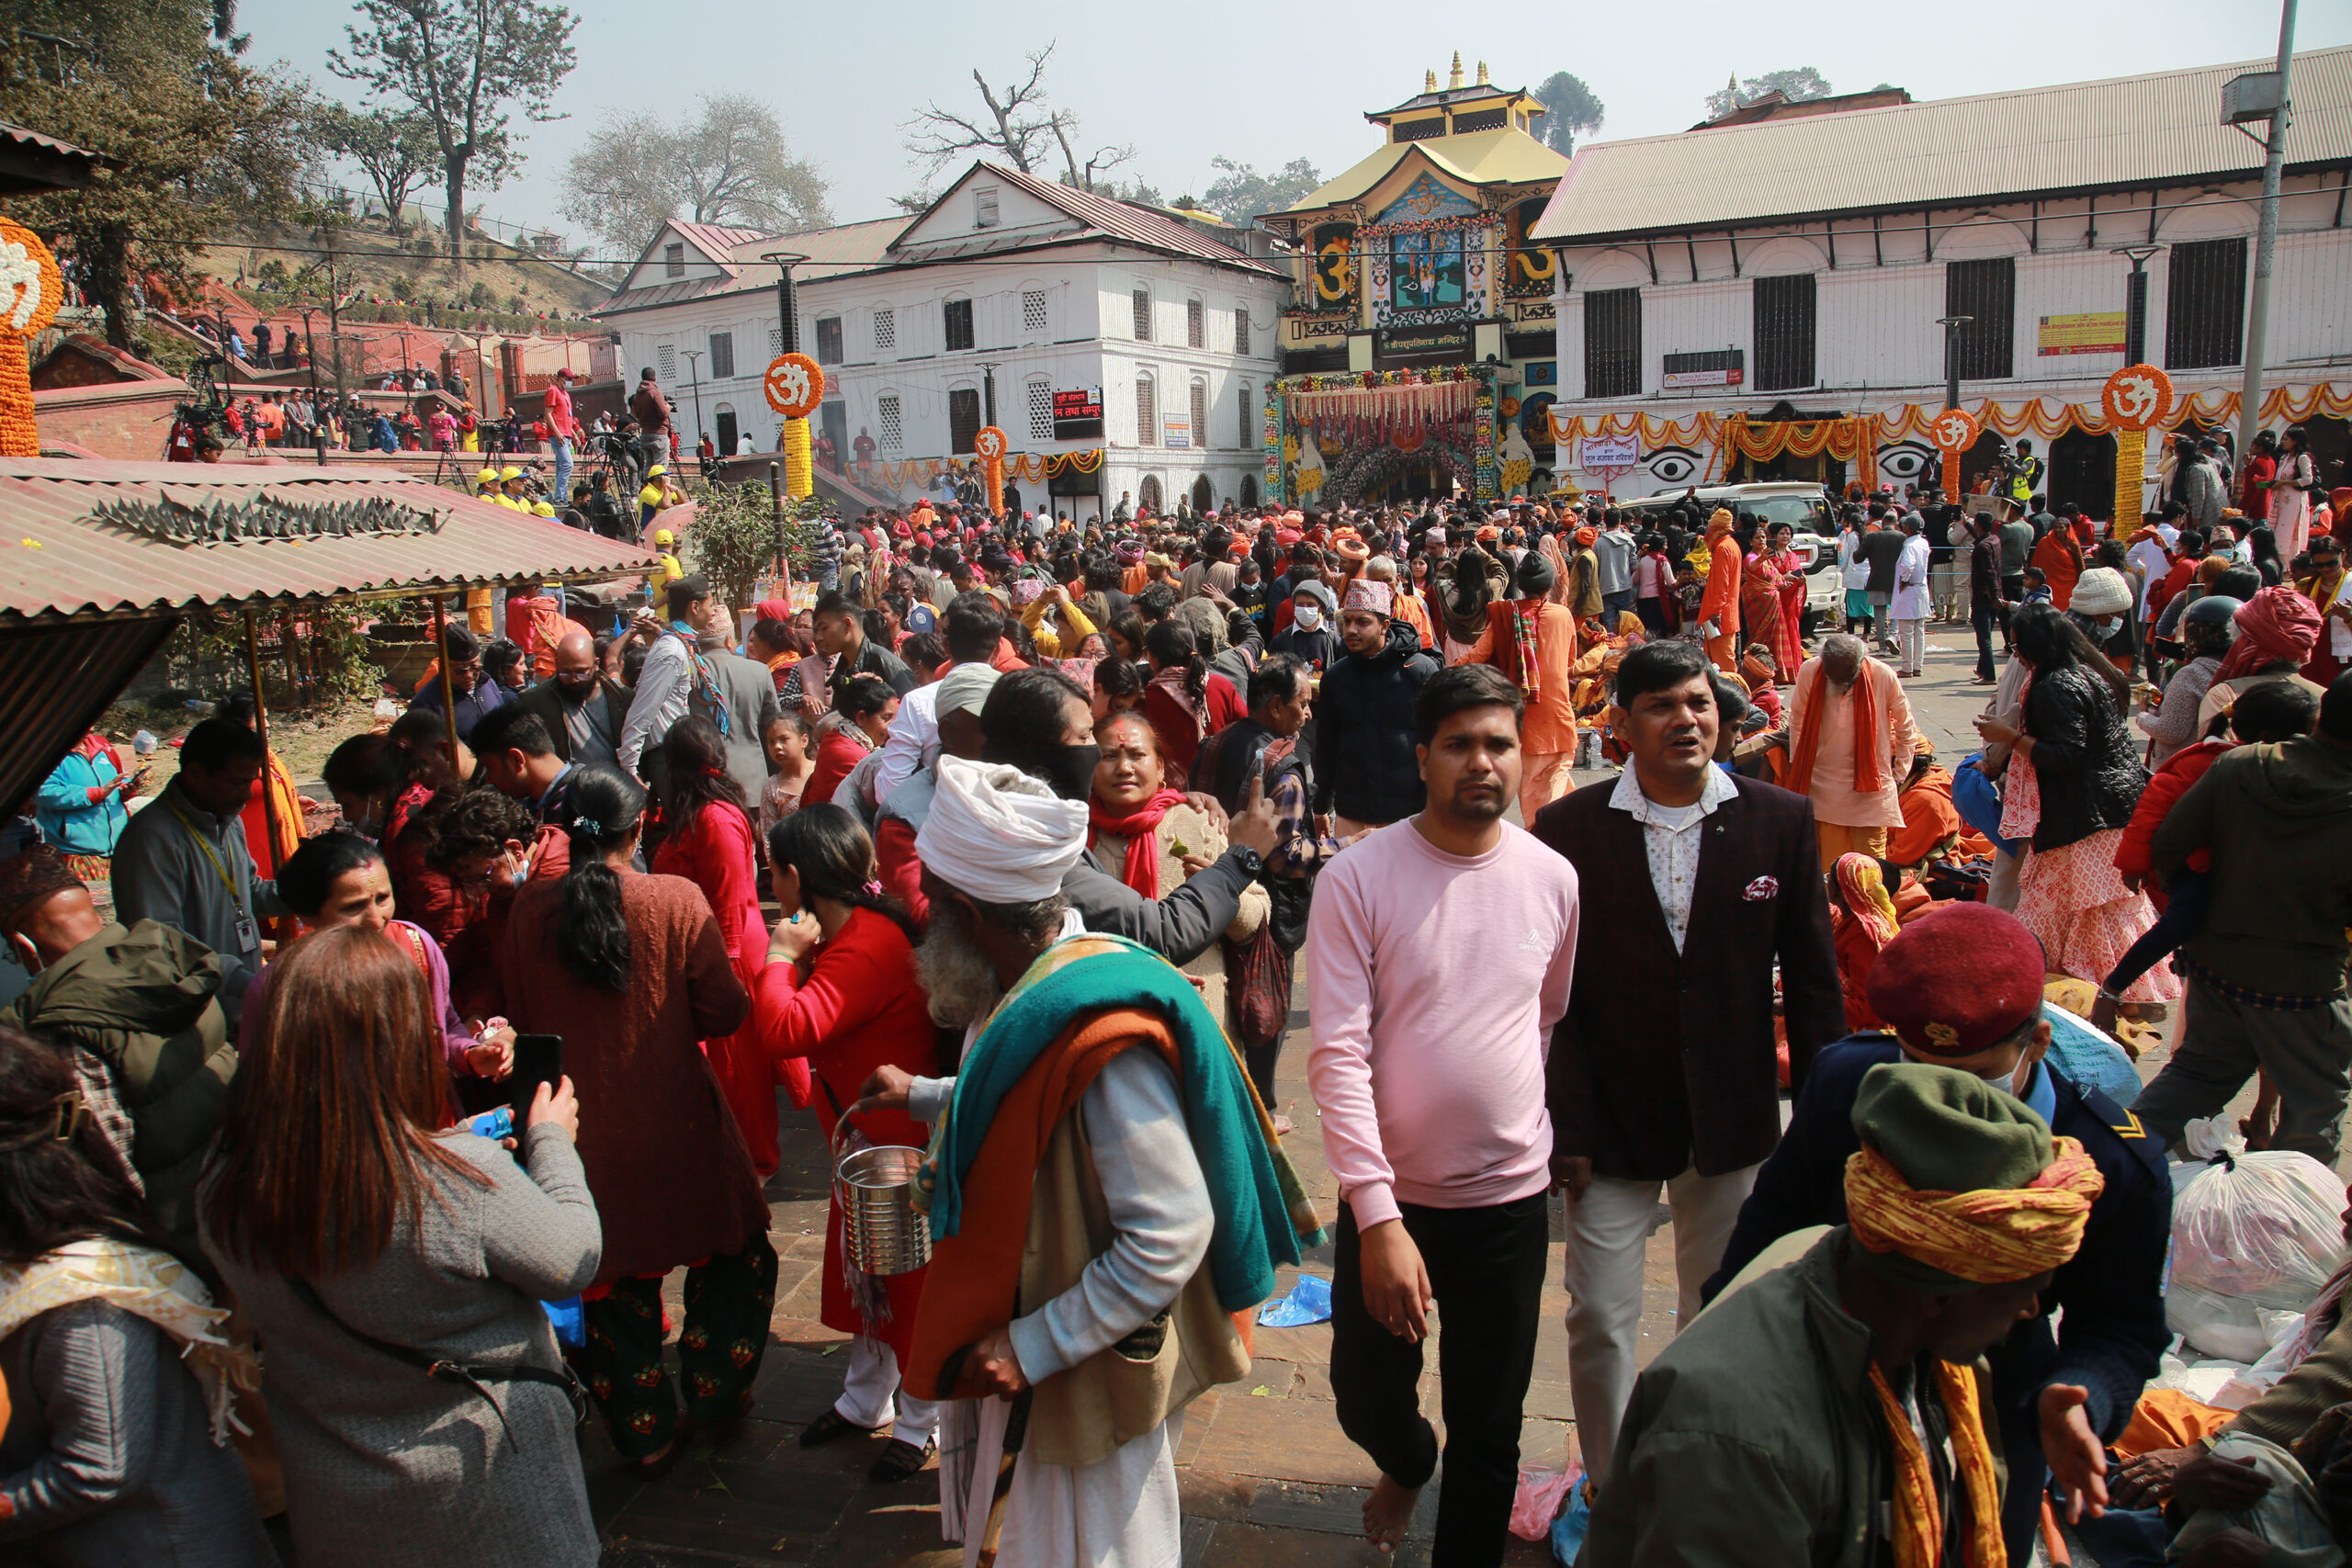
[328,0,578,276]
[1704,67,1832,121]
[1198,157,1320,225]
[1532,72,1606,155]
[313,99,437,231]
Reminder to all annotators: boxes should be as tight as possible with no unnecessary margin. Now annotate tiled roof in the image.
[882,164,1283,276]
[0,459,656,625]
[1535,46,2352,243]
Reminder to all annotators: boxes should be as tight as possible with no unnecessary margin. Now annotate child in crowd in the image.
[2018,566,2053,607]
[757,711,813,863]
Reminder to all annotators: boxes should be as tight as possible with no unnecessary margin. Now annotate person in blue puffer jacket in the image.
[35,733,142,865]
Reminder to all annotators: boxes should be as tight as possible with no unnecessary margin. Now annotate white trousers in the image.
[1897,618,1927,673]
[835,1334,940,1447]
[1563,1162,1759,1488]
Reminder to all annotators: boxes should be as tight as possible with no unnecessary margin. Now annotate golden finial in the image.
[1425,68,1437,92]
[1448,51,1464,89]
[1476,60,1489,85]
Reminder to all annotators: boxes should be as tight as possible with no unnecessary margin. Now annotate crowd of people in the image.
[1,446,2350,1567]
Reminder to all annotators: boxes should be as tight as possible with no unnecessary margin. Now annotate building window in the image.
[1133,289,1152,343]
[2165,237,2248,371]
[813,317,842,366]
[1027,378,1055,442]
[1187,299,1205,348]
[657,343,676,379]
[1235,308,1250,357]
[948,387,981,454]
[1452,107,1508,133]
[1944,256,2015,381]
[1190,380,1209,449]
[975,186,1000,229]
[1583,288,1642,399]
[944,298,975,353]
[663,243,684,277]
[1023,288,1047,333]
[873,309,895,353]
[1136,377,1157,446]
[1752,274,1815,392]
[1238,381,1252,443]
[876,393,902,456]
[767,328,782,355]
[707,332,734,380]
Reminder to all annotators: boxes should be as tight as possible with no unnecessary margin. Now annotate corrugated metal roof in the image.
[1272,130,1570,220]
[595,215,914,317]
[882,164,1282,276]
[1535,45,2352,243]
[0,459,658,625]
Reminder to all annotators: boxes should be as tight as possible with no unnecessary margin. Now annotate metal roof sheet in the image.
[596,215,915,317]
[1271,130,1568,220]
[0,459,658,625]
[1534,45,2352,243]
[888,164,1283,276]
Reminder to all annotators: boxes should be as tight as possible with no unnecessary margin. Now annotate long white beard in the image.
[913,907,1002,1029]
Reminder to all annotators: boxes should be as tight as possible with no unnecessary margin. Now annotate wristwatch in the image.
[1227,845,1266,879]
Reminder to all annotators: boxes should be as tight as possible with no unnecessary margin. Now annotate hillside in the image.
[190,212,617,325]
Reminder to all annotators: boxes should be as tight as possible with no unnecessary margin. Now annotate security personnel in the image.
[498,464,529,510]
[2005,437,2046,504]
[650,527,684,589]
[1702,902,2168,1564]
[639,462,672,528]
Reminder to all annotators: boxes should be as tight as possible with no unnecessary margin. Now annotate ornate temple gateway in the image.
[1257,56,1568,505]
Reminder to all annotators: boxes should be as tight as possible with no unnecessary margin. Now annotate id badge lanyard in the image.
[165,798,256,952]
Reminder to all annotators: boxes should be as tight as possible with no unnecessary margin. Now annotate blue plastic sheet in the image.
[1549,1484,1591,1566]
[2044,1003,2144,1111]
[1257,1271,1333,1327]
[543,1295,585,1348]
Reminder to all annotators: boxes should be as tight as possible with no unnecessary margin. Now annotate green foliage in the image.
[0,0,311,346]
[1198,157,1320,226]
[560,92,831,259]
[1704,67,1832,122]
[311,98,437,231]
[467,280,494,309]
[1532,73,1606,155]
[254,258,289,290]
[685,481,782,614]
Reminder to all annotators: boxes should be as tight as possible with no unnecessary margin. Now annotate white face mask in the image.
[1295,605,1324,632]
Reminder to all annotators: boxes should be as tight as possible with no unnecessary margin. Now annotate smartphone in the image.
[506,1034,563,1126]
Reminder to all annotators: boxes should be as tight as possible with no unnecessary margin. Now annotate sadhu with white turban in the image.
[1583,1064,2103,1568]
[853,755,1315,1568]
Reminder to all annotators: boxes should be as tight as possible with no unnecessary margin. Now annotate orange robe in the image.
[1701,545,1742,671]
[2030,531,2082,612]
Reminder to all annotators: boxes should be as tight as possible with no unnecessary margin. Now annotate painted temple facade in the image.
[1257,56,1570,504]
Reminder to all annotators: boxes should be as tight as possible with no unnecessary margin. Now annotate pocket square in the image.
[1742,875,1780,902]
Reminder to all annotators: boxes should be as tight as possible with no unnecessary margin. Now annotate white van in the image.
[1612,483,1844,626]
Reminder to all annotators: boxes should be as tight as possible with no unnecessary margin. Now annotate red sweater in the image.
[2115,738,2225,882]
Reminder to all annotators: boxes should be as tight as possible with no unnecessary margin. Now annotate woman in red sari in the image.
[650,716,806,1177]
[752,805,939,1483]
[1738,521,1800,681]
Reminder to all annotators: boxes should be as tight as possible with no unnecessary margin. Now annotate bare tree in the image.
[904,46,1057,176]
[1046,112,1134,195]
[561,95,831,256]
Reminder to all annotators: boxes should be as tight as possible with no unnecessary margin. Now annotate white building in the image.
[1532,48,2352,510]
[594,161,1290,520]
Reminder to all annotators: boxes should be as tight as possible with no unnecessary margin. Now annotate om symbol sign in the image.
[973,426,1007,463]
[0,218,62,339]
[2100,365,2173,433]
[763,353,824,418]
[1930,410,1978,451]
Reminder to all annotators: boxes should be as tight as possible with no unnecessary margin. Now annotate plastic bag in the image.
[2041,1003,2143,1111]
[1257,1272,1333,1327]
[2213,1325,2305,1411]
[2169,1147,2346,1311]
[2166,1281,2272,1362]
[1510,1461,1579,1540]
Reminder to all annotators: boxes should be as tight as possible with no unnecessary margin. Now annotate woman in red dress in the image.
[752,804,939,1483]
[805,671,899,809]
[1740,521,1805,681]
[650,716,806,1177]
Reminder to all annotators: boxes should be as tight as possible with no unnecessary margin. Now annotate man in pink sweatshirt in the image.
[1305,662,1580,1565]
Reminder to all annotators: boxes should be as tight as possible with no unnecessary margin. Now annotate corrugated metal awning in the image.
[0,458,659,626]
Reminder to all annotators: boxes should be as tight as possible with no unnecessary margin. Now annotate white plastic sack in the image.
[2169,1148,2346,1311]
[2213,1326,2306,1412]
[2167,1281,2274,1363]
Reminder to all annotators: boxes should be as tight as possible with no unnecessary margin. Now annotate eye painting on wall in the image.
[1643,445,1705,487]
[1873,440,1939,488]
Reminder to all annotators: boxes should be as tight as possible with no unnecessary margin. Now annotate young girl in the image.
[758,711,813,855]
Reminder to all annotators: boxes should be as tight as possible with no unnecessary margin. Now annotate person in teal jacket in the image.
[35,733,142,860]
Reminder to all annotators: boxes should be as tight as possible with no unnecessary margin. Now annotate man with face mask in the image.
[978,669,1282,965]
[516,631,629,769]
[1700,903,2168,1565]
[1271,580,1339,672]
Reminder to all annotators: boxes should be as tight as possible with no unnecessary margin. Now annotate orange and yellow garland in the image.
[0,217,63,457]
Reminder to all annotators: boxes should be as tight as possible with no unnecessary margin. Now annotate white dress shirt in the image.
[1608,764,1737,954]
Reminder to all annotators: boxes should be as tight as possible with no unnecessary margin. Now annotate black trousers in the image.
[1973,597,2001,681]
[1330,1193,1549,1567]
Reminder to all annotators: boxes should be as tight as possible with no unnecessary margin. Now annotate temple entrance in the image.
[1191,474,1214,513]
[2048,429,2116,521]
[1333,439,1475,503]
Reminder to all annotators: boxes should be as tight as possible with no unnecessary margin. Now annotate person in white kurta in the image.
[1889,519,1933,677]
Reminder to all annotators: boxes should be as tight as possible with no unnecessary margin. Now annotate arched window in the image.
[1240,473,1259,507]
[1190,474,1213,513]
[712,400,739,457]
[1189,379,1209,451]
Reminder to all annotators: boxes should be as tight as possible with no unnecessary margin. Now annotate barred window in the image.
[876,394,902,456]
[707,332,734,380]
[1945,257,2015,381]
[1133,289,1151,342]
[944,298,974,353]
[872,309,895,353]
[1235,308,1250,357]
[812,318,842,367]
[656,343,676,379]
[2165,238,2248,371]
[1190,380,1209,448]
[1582,288,1640,399]
[948,387,981,455]
[767,328,782,355]
[1027,379,1054,442]
[1136,377,1157,446]
[1238,381,1253,442]
[1752,274,1815,392]
[1023,289,1048,333]
[1187,299,1205,348]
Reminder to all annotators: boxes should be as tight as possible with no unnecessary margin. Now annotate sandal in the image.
[869,1436,936,1484]
[631,1438,682,1480]
[799,1406,884,1449]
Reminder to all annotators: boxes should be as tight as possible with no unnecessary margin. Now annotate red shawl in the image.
[1788,661,1886,799]
[1090,788,1186,897]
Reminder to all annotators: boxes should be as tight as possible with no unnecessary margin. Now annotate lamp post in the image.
[682,346,707,463]
[760,249,809,356]
[2119,246,2164,366]
[2233,0,2300,460]
[978,359,999,430]
[298,306,325,466]
[1934,315,1973,412]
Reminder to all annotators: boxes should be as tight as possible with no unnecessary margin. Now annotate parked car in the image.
[1615,483,1843,630]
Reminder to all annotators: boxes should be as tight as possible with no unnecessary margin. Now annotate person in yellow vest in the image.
[651,527,684,589]
[476,466,500,501]
[639,463,673,528]
[499,465,530,511]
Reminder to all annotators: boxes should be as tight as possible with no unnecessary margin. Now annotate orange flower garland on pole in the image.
[1929,408,1981,504]
[0,218,63,458]
[2100,364,2172,536]
[973,425,1007,516]
[763,352,825,501]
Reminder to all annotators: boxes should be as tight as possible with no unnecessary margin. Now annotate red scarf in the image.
[1090,789,1186,897]
[1788,660,1887,799]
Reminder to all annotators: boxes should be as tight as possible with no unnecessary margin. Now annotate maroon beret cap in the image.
[1865,902,2047,1056]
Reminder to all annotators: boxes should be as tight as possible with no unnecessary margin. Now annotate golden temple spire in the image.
[1476,59,1489,85]
[1425,68,1438,92]
[1448,51,1464,89]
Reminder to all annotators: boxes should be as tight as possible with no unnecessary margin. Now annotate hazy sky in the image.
[243,0,2348,258]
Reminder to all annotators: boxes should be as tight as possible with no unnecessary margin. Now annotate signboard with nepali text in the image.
[1578,434,1641,470]
[1052,387,1103,441]
[2037,312,2127,356]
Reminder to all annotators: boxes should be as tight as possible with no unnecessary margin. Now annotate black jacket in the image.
[1706,1034,2170,1449]
[1532,775,1844,1180]
[1860,528,1907,594]
[1314,618,1438,824]
[516,676,632,764]
[2023,664,2146,852]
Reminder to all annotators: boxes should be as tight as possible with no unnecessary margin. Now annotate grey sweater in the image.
[202,1122,603,1568]
[0,1299,274,1565]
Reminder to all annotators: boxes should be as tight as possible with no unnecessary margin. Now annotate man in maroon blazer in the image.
[1529,638,1842,1499]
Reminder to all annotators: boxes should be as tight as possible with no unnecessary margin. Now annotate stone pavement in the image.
[582,620,2143,1566]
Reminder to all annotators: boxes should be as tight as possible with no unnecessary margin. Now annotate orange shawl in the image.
[1787,661,1886,800]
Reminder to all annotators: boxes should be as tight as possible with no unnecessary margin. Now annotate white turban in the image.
[915,755,1088,904]
[935,662,1001,719]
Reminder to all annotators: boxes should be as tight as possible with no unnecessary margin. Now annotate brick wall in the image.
[32,384,186,461]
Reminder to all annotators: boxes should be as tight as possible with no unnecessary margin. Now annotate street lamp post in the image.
[1934,315,1973,412]
[298,306,325,466]
[978,359,999,430]
[2234,0,2301,461]
[682,347,707,468]
[2120,247,2164,366]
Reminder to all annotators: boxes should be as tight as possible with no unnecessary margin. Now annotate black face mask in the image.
[1029,742,1102,803]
